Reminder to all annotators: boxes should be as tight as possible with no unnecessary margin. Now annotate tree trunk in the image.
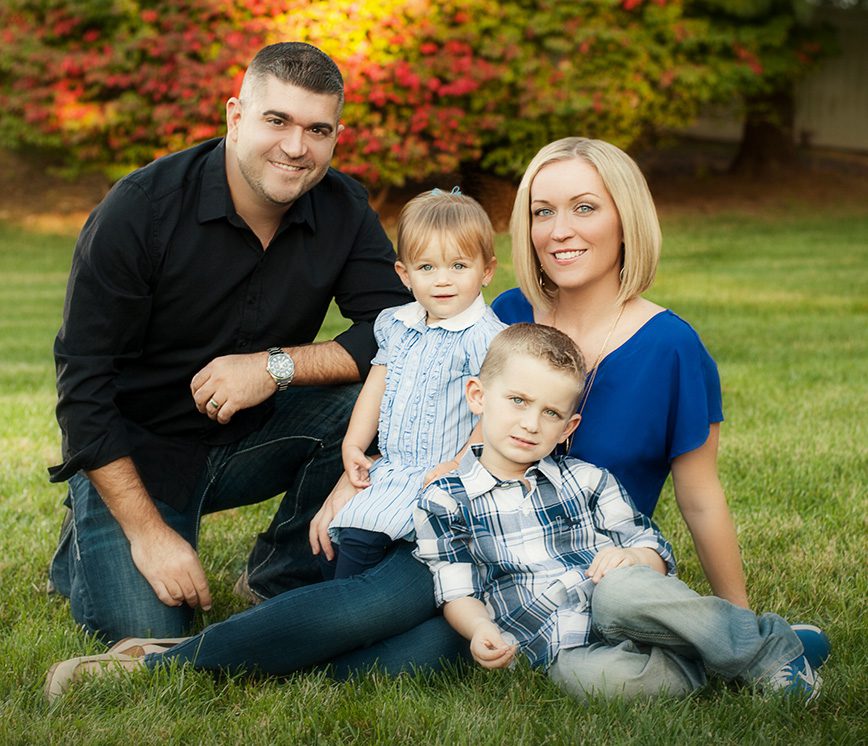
[730,89,799,177]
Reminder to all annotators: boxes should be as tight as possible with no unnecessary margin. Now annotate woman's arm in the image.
[671,423,749,608]
[341,364,388,487]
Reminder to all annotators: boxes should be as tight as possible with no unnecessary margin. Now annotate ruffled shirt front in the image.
[330,295,506,541]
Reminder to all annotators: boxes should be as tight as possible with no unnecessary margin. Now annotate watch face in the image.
[268,353,295,380]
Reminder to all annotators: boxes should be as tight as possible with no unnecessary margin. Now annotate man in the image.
[48,42,410,641]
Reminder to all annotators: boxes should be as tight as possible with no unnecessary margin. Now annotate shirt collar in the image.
[393,293,487,331]
[196,138,315,232]
[456,444,562,498]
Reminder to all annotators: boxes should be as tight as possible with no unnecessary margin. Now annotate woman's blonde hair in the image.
[510,137,661,311]
[397,190,495,266]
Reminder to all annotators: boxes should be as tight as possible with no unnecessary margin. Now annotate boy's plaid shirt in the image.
[413,446,676,669]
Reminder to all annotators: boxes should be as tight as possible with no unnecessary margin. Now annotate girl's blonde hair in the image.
[397,190,495,265]
[510,137,661,311]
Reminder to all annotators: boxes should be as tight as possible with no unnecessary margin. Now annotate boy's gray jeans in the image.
[548,565,802,701]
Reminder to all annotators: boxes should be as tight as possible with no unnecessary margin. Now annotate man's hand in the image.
[308,471,363,561]
[470,622,516,669]
[191,352,275,424]
[586,546,663,584]
[128,524,212,610]
[342,445,372,489]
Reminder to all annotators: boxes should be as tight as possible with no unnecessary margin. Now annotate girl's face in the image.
[529,158,623,296]
[395,235,495,324]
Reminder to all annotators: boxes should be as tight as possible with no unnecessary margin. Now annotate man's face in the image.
[467,353,581,480]
[226,75,343,210]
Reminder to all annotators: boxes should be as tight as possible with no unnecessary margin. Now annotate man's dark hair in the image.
[241,42,344,112]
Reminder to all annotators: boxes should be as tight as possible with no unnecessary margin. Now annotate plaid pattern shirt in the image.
[413,445,676,669]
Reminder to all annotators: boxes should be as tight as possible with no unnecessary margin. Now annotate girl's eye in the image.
[419,264,434,271]
[452,262,467,270]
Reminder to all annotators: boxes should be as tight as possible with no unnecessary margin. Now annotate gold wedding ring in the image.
[208,398,221,410]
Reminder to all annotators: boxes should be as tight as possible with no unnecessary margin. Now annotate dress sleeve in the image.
[370,308,396,367]
[464,309,507,375]
[413,483,484,605]
[667,329,724,462]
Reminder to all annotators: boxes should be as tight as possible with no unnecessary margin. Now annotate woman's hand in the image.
[308,471,363,561]
[423,458,460,488]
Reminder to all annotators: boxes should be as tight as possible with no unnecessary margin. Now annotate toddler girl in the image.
[325,189,505,578]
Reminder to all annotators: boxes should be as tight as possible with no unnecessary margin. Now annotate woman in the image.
[491,137,747,607]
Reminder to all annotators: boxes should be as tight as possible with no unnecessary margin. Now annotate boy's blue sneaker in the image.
[768,654,822,703]
[791,624,831,670]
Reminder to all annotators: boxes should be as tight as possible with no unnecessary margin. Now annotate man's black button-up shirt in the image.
[50,138,410,508]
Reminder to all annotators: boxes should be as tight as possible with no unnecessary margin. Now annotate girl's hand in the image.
[342,445,372,488]
[470,623,516,669]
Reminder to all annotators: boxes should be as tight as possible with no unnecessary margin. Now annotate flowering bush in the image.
[0,0,833,186]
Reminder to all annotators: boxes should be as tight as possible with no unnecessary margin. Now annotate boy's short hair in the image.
[240,42,345,113]
[480,323,587,404]
[396,190,495,265]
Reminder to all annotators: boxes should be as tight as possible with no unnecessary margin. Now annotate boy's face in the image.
[467,353,581,480]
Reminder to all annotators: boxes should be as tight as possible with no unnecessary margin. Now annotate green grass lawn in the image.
[0,208,866,745]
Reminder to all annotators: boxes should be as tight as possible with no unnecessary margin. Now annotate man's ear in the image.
[336,123,345,141]
[394,261,412,291]
[465,377,485,416]
[557,414,581,444]
[226,97,242,141]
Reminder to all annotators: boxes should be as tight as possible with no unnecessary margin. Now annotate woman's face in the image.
[529,157,623,296]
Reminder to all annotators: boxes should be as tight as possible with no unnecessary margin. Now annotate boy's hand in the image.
[470,622,516,669]
[587,546,660,583]
[342,445,372,488]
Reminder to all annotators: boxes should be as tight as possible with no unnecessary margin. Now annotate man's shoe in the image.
[791,624,831,670]
[107,637,189,657]
[767,654,822,703]
[232,568,263,606]
[44,653,143,702]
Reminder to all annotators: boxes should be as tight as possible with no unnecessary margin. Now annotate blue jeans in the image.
[49,385,360,641]
[548,566,802,701]
[145,542,469,678]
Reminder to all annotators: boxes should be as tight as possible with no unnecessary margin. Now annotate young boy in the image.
[413,323,829,702]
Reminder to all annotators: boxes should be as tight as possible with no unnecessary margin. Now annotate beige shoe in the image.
[232,568,263,606]
[44,653,143,702]
[107,637,189,657]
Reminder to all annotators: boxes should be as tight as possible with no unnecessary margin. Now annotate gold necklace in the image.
[577,303,625,421]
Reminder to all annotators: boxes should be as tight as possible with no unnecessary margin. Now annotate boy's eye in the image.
[544,408,561,419]
[510,396,525,406]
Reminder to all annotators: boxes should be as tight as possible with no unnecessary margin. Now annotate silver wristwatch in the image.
[266,347,295,391]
